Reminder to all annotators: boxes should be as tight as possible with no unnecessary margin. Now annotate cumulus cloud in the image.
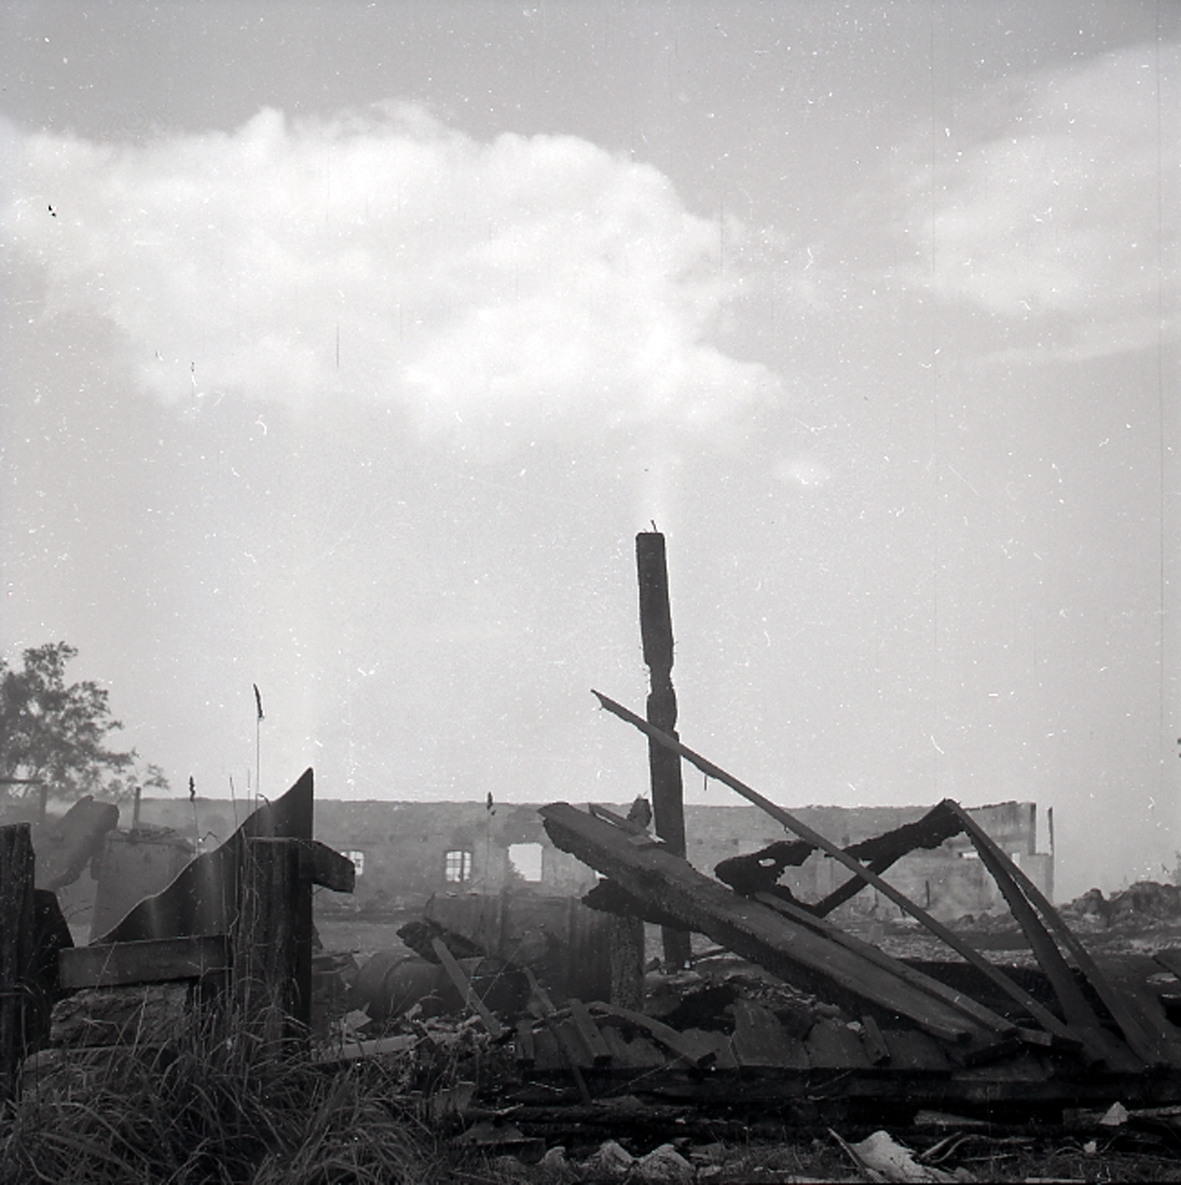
[4,103,775,444]
[895,46,1178,359]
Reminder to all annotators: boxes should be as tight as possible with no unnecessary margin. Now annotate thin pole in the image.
[253,684,264,806]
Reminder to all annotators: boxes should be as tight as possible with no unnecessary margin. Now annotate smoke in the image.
[4,104,776,451]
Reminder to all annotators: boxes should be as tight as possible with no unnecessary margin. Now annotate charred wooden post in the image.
[609,915,644,1010]
[232,836,311,1050]
[0,824,35,1104]
[636,531,691,969]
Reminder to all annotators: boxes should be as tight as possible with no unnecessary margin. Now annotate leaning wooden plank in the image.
[430,936,505,1039]
[946,799,1181,1069]
[588,693,1087,1051]
[944,810,1138,1069]
[752,891,1018,1040]
[567,997,612,1066]
[59,934,229,990]
[544,803,991,1048]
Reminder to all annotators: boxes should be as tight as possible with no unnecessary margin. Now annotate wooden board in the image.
[881,1028,952,1074]
[59,934,229,990]
[683,1028,739,1071]
[730,999,809,1070]
[568,997,612,1066]
[599,1026,668,1070]
[806,1018,873,1070]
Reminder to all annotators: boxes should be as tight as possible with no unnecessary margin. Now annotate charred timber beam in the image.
[589,691,1100,1058]
[811,802,965,917]
[541,802,1008,1052]
[945,800,1181,1069]
[748,890,1021,1047]
[583,877,690,930]
[714,801,964,916]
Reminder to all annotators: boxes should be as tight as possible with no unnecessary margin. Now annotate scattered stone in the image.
[636,1143,695,1183]
[1099,1101,1129,1127]
[582,1140,635,1178]
[50,983,189,1049]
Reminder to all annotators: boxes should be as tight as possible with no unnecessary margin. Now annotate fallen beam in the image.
[541,803,1008,1054]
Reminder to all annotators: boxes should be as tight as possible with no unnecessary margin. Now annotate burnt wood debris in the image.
[7,534,1181,1134]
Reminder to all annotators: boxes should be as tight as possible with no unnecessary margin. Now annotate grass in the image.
[0,996,467,1185]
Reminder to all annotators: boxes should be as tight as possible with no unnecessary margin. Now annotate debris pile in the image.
[1061,881,1181,932]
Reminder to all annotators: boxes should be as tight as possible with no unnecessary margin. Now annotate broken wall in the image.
[125,796,1051,921]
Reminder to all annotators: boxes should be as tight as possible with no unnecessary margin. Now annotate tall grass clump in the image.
[0,998,458,1185]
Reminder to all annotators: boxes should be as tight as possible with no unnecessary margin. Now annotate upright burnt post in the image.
[0,824,34,1105]
[636,531,692,969]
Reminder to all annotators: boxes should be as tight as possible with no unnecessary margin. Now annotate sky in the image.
[1,1,1177,900]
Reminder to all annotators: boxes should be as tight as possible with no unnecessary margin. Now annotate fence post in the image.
[1,824,35,1105]
[231,837,311,1050]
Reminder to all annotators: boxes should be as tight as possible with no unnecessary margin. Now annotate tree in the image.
[0,642,161,808]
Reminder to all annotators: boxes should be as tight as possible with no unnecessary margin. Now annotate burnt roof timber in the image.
[590,690,1099,1058]
[541,801,1008,1053]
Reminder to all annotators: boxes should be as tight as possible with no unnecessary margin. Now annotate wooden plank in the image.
[59,935,229,990]
[806,1018,873,1070]
[589,1001,717,1068]
[529,1023,566,1073]
[553,1017,596,1070]
[0,824,34,1106]
[731,999,809,1070]
[586,695,1090,1051]
[300,839,356,893]
[684,1028,739,1071]
[430,936,506,1040]
[600,1026,667,1069]
[944,801,1149,1070]
[753,890,1017,1041]
[568,997,612,1066]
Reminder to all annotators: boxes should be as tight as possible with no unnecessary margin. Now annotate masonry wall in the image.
[132,794,1051,922]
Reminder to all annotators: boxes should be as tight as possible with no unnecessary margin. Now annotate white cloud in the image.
[4,104,776,447]
[895,46,1178,359]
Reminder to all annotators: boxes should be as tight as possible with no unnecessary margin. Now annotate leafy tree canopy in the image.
[0,642,167,804]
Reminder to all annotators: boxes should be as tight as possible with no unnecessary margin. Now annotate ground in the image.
[313,895,1181,1183]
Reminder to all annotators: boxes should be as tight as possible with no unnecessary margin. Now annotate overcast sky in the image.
[1,1,1177,899]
